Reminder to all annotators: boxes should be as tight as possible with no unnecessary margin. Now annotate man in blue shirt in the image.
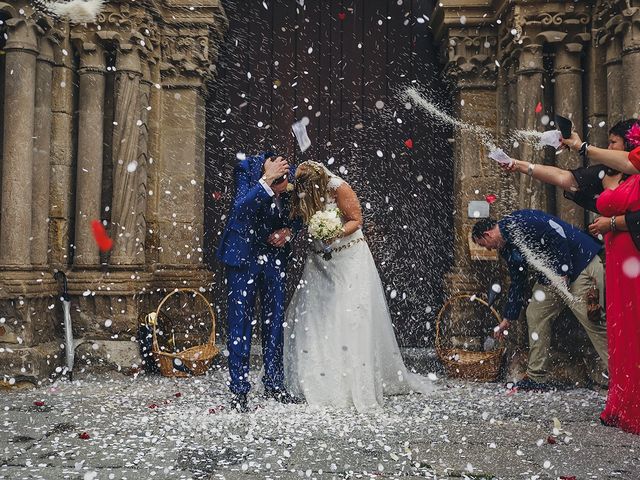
[472,209,608,391]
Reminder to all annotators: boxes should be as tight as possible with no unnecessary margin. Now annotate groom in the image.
[217,153,299,412]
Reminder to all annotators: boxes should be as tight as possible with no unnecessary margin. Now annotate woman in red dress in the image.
[596,173,640,434]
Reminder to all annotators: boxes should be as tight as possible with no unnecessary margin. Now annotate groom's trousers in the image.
[225,252,287,395]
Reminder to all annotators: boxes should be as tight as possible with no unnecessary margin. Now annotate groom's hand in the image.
[263,156,289,185]
[268,228,292,247]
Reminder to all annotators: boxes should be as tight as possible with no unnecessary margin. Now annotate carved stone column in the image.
[49,28,76,268]
[110,45,143,266]
[605,38,624,125]
[134,59,152,266]
[430,13,503,349]
[621,7,640,119]
[73,40,106,267]
[31,35,55,267]
[515,43,547,212]
[584,41,609,148]
[0,18,39,267]
[553,43,584,227]
[155,29,218,273]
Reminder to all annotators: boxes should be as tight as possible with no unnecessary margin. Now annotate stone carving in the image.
[160,30,217,85]
[441,32,498,88]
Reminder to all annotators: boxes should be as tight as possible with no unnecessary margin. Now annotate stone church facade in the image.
[0,0,228,383]
[0,0,636,384]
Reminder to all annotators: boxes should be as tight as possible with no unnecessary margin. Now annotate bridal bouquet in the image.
[308,209,342,242]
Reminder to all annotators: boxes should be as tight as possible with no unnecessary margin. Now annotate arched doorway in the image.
[205,0,453,347]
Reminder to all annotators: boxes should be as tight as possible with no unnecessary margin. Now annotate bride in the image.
[283,161,434,412]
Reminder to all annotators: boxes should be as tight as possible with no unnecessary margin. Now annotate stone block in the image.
[0,341,63,385]
[0,297,59,347]
[70,293,145,340]
[74,339,143,375]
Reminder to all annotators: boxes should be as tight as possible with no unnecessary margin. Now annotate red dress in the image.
[597,175,640,435]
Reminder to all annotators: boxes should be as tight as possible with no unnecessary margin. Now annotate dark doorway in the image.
[205,0,453,347]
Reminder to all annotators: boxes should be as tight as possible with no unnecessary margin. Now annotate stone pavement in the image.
[0,366,638,480]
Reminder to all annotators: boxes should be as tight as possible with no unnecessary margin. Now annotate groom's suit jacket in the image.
[217,153,298,267]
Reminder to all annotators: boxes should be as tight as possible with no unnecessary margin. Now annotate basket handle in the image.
[152,288,217,353]
[435,294,503,352]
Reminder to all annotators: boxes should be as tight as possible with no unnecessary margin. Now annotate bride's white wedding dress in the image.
[284,174,434,412]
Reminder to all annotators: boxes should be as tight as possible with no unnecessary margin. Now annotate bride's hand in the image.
[267,228,292,247]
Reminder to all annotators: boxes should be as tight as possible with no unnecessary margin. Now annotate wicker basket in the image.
[436,294,505,382]
[151,288,219,377]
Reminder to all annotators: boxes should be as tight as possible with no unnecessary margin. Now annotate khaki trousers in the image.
[525,255,608,382]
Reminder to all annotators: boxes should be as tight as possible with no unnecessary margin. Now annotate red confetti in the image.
[404,139,413,149]
[559,477,577,480]
[79,432,90,440]
[485,194,497,204]
[547,435,557,444]
[148,403,158,409]
[212,191,222,201]
[208,405,225,414]
[337,11,346,21]
[175,392,182,398]
[535,101,543,113]
[33,401,45,407]
[91,220,113,252]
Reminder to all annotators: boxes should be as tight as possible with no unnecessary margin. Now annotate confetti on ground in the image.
[0,370,637,480]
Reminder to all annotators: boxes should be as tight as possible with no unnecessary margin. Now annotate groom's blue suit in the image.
[217,153,298,395]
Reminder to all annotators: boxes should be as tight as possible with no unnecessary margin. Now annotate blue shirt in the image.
[498,210,602,321]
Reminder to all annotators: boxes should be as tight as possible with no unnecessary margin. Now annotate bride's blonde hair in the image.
[291,161,330,224]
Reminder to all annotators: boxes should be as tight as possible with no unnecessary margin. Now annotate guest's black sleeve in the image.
[625,210,640,251]
[563,165,607,214]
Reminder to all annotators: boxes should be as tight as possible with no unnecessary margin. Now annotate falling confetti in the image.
[91,219,113,252]
[404,138,413,149]
[535,101,543,113]
[44,0,105,23]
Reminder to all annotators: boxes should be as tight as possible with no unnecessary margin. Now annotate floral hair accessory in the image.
[625,122,640,149]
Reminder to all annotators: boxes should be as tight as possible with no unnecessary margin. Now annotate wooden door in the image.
[205,0,453,347]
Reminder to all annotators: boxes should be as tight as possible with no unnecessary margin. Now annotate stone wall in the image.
[0,0,227,385]
[432,0,634,384]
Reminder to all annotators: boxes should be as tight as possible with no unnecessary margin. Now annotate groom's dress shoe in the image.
[264,388,303,405]
[512,377,551,392]
[231,393,249,413]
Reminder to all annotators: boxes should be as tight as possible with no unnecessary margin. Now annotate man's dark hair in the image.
[471,218,498,241]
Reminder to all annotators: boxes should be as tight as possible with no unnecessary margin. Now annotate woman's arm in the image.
[502,159,578,191]
[562,133,640,174]
[334,183,363,237]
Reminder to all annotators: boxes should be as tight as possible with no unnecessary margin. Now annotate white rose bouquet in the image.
[308,209,343,242]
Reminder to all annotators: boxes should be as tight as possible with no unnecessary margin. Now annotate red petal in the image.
[148,403,158,409]
[559,477,577,480]
[535,101,543,113]
[175,392,182,398]
[91,220,113,252]
[485,194,497,204]
[547,435,557,444]
[33,401,45,407]
[213,191,222,201]
[338,12,346,21]
[79,432,90,440]
[404,139,413,149]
